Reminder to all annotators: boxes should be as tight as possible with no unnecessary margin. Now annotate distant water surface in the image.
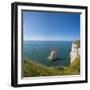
[23,41,72,67]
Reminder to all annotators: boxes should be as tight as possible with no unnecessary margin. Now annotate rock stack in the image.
[48,49,57,60]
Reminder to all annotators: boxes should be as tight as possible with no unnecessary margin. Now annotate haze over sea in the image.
[23,41,72,67]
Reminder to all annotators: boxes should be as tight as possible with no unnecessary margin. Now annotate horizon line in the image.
[23,40,80,41]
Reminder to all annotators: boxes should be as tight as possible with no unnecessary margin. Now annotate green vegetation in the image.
[22,58,80,77]
[73,40,80,48]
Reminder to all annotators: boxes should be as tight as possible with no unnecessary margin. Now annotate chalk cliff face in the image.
[48,49,57,60]
[70,41,80,63]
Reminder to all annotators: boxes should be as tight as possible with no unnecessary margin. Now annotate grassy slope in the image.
[63,58,80,75]
[22,58,80,77]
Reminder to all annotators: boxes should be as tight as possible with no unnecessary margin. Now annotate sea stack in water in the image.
[70,41,80,63]
[48,48,57,60]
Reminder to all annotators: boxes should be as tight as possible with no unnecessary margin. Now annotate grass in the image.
[22,57,80,77]
[73,40,80,48]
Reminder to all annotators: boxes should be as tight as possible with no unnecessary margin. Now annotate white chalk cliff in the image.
[70,42,80,63]
[48,49,57,60]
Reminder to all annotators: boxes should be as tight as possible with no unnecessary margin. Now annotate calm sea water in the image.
[23,41,72,67]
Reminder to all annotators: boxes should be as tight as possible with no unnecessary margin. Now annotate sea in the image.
[23,41,72,67]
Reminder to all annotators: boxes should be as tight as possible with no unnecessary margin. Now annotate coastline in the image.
[22,57,80,77]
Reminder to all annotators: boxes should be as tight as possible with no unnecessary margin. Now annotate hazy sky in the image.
[23,11,80,41]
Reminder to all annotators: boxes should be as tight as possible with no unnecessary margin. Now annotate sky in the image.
[23,11,80,41]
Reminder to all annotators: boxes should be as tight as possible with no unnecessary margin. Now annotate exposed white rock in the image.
[48,49,57,60]
[70,42,80,63]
